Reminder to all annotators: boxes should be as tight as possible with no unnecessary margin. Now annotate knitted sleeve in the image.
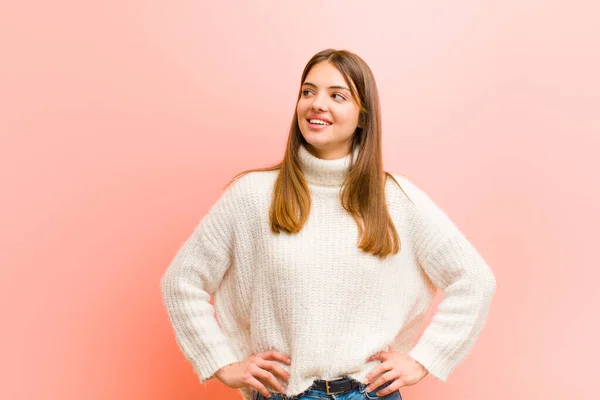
[160,179,244,383]
[396,175,497,382]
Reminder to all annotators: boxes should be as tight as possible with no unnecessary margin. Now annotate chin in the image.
[302,135,329,149]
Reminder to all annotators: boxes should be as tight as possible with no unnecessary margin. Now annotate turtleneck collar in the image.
[298,143,360,187]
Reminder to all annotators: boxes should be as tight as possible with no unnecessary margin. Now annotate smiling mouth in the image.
[307,118,332,126]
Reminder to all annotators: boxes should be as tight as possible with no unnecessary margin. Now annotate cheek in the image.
[336,109,360,126]
[296,100,308,115]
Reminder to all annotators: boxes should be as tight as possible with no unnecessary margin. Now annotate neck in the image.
[304,142,353,160]
[298,143,359,187]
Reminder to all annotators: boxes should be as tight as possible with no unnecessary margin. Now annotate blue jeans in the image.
[253,378,402,400]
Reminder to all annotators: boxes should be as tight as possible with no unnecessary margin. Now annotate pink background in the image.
[1,1,598,399]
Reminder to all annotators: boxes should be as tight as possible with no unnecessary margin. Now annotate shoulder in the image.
[385,172,447,217]
[226,169,278,196]
[385,172,427,205]
[217,169,279,211]
[386,172,460,232]
[202,170,278,226]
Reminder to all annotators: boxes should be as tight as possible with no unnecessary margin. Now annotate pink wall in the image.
[1,1,598,399]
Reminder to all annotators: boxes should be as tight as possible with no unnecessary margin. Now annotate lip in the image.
[306,115,333,124]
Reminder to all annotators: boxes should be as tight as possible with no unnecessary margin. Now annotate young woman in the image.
[161,49,497,400]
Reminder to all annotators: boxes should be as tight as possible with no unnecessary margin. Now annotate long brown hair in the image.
[227,49,409,259]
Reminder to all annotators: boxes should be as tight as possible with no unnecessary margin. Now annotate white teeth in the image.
[309,119,330,125]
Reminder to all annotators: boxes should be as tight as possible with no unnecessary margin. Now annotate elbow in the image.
[478,265,497,302]
[160,266,177,302]
[459,262,496,302]
[489,272,497,295]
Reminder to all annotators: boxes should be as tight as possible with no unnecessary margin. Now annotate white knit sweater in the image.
[161,144,496,399]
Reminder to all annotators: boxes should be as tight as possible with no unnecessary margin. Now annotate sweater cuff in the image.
[192,343,240,383]
[408,340,453,382]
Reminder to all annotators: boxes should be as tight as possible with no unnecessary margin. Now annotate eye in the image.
[333,93,346,101]
[301,89,312,96]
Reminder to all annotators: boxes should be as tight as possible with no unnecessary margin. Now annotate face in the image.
[296,61,362,160]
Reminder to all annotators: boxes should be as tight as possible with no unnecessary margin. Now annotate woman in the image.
[161,49,497,400]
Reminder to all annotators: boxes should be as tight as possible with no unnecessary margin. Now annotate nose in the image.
[311,94,327,112]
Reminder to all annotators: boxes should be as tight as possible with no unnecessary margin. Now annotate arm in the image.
[399,176,497,382]
[160,180,243,383]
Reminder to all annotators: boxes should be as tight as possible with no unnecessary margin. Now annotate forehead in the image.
[303,62,349,86]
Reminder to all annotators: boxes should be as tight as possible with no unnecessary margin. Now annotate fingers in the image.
[364,360,391,384]
[256,358,290,383]
[249,362,287,394]
[247,351,291,396]
[374,378,404,397]
[261,350,292,365]
[364,368,396,393]
[243,375,271,398]
[368,348,390,362]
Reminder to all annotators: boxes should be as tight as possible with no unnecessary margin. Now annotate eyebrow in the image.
[302,82,351,92]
